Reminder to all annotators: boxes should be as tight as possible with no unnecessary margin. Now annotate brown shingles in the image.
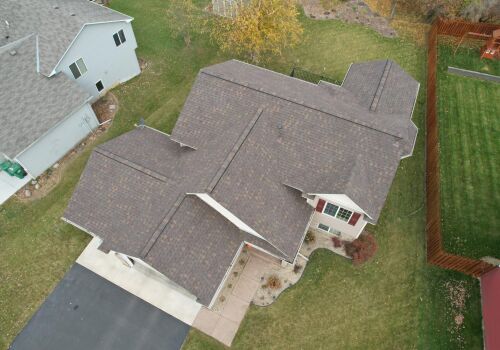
[65,59,419,305]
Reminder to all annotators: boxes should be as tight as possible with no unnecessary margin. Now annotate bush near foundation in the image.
[344,232,378,265]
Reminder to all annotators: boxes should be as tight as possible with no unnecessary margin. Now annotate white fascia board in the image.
[50,20,131,76]
[401,81,421,159]
[191,193,266,241]
[310,193,372,219]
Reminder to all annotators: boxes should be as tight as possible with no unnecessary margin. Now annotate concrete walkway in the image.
[77,237,202,325]
[193,252,277,346]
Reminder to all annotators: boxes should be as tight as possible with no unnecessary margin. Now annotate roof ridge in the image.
[140,193,186,258]
[369,60,392,111]
[200,69,406,140]
[206,107,264,192]
[95,148,168,182]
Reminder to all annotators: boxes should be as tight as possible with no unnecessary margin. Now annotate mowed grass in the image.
[0,1,483,349]
[437,44,500,259]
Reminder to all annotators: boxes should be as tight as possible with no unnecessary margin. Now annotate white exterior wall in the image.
[55,21,140,100]
[15,103,99,177]
[308,195,367,241]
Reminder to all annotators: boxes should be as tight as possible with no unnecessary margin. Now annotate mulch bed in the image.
[15,93,119,202]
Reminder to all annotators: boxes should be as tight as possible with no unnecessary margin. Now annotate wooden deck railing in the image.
[425,18,499,277]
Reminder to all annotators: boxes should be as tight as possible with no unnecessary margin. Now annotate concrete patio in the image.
[193,248,281,346]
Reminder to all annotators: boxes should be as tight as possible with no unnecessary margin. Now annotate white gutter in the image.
[400,81,421,159]
[208,242,245,308]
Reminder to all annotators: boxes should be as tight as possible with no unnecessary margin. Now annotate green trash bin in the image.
[0,160,27,179]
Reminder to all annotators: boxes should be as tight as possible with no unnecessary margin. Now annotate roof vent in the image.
[54,6,59,9]
[70,13,76,16]
[9,49,16,56]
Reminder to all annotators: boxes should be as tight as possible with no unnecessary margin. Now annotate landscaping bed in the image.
[437,43,500,260]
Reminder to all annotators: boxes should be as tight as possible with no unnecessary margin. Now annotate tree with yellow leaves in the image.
[211,0,303,62]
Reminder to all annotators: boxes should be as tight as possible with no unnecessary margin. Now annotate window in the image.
[69,58,87,79]
[96,80,104,92]
[336,208,352,222]
[318,223,341,235]
[113,29,126,46]
[318,223,330,232]
[323,203,339,217]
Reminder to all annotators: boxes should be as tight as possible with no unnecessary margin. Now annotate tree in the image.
[210,0,303,62]
[166,0,207,47]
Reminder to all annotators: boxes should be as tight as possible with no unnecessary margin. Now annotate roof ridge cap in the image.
[200,68,406,140]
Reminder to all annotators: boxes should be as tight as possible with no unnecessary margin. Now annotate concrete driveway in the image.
[76,237,202,325]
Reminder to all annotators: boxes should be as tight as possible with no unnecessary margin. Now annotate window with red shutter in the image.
[315,199,326,212]
[348,212,361,226]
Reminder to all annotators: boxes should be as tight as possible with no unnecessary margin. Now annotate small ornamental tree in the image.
[210,0,303,62]
[344,232,378,266]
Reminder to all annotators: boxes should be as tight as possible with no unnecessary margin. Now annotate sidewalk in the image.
[193,252,279,346]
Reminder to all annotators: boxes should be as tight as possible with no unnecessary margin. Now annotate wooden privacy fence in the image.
[426,18,499,278]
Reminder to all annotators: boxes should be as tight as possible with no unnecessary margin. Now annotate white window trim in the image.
[113,29,126,46]
[70,57,87,79]
[317,223,341,235]
[321,201,353,223]
[95,79,104,92]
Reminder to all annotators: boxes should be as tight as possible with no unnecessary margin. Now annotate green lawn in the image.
[0,1,484,349]
[437,44,500,260]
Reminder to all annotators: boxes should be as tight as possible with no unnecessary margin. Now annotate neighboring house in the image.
[481,267,500,350]
[0,0,141,204]
[64,59,419,308]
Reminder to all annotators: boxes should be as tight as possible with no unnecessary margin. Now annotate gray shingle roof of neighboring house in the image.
[64,59,419,305]
[0,35,90,158]
[0,0,131,76]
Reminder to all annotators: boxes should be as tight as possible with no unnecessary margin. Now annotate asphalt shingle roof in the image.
[64,59,419,305]
[0,36,90,158]
[0,0,131,76]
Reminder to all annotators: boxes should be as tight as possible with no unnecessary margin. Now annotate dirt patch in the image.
[300,0,397,38]
[443,280,470,349]
[16,93,119,202]
[92,92,118,124]
[138,57,149,71]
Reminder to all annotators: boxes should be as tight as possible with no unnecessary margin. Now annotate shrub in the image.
[344,232,378,266]
[266,275,282,289]
[293,264,302,274]
[304,230,316,244]
[331,236,342,248]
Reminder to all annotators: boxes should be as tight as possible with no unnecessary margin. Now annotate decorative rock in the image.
[109,104,116,110]
[31,180,37,185]
[24,189,31,197]
[35,183,40,190]
[53,163,60,169]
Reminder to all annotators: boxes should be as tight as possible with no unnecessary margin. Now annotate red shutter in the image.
[315,199,326,212]
[348,212,361,226]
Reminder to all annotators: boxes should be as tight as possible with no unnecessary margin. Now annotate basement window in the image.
[113,29,126,46]
[96,80,104,92]
[318,223,330,232]
[69,58,87,79]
